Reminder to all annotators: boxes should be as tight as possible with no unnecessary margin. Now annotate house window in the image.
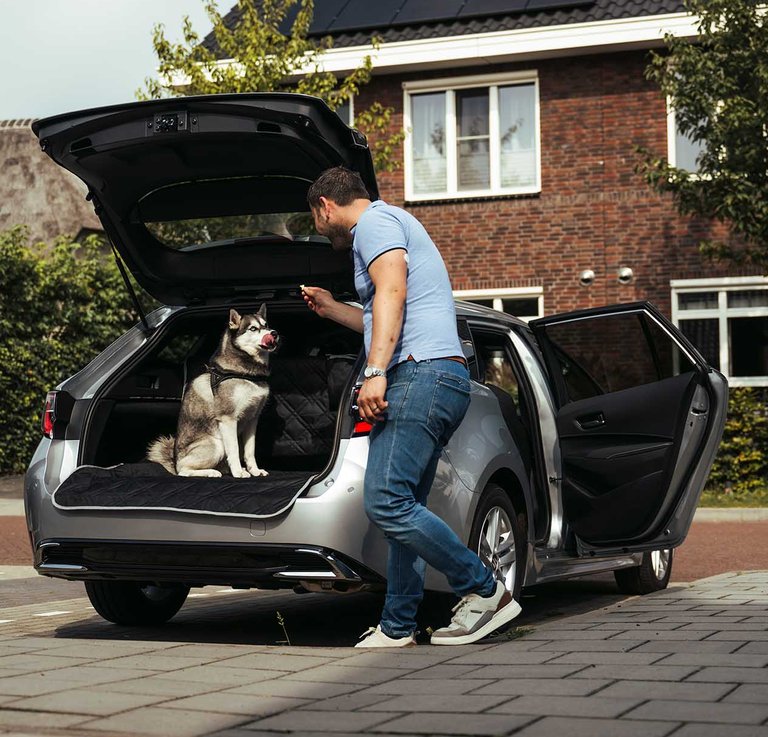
[454,287,543,322]
[667,106,705,172]
[404,72,540,201]
[336,96,354,126]
[671,277,768,386]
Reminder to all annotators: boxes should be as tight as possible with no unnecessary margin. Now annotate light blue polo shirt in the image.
[351,200,462,369]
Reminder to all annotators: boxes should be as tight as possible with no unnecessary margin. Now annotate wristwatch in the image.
[363,365,387,380]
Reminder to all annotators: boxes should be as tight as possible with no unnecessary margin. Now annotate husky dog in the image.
[148,305,279,478]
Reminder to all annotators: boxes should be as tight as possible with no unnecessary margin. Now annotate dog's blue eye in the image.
[249,326,258,332]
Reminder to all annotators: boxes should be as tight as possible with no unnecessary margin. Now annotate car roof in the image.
[454,299,530,329]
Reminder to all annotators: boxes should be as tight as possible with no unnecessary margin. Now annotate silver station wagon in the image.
[25,94,728,627]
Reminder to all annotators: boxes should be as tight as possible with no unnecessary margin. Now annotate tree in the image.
[137,0,403,173]
[637,0,768,266]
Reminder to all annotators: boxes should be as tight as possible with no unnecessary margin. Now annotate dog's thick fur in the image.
[147,305,278,478]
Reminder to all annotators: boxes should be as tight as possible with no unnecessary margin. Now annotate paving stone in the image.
[0,653,96,671]
[624,699,768,724]
[397,664,485,679]
[654,653,768,667]
[586,622,684,631]
[367,712,534,734]
[678,622,768,631]
[669,724,768,737]
[81,706,250,737]
[532,640,647,652]
[245,709,396,732]
[632,640,742,654]
[162,692,309,716]
[507,715,678,737]
[28,664,158,685]
[162,665,286,685]
[46,642,167,658]
[461,663,585,679]
[7,687,170,715]
[364,678,495,696]
[468,677,613,697]
[360,693,511,713]
[340,652,454,670]
[738,642,768,654]
[709,630,768,641]
[0,675,86,697]
[442,648,560,665]
[596,680,734,702]
[227,679,361,699]
[213,653,334,671]
[490,694,642,718]
[0,708,91,730]
[284,664,411,685]
[611,630,717,640]
[723,684,768,704]
[96,654,220,671]
[687,666,768,683]
[523,629,627,640]
[91,676,225,698]
[296,691,396,711]
[546,651,665,666]
[568,664,698,681]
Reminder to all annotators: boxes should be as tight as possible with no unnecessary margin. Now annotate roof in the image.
[202,0,687,57]
[0,120,102,244]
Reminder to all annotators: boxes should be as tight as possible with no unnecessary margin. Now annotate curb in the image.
[693,507,768,522]
[0,500,24,516]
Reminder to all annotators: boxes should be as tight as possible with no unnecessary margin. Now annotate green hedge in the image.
[0,227,136,474]
[705,386,768,499]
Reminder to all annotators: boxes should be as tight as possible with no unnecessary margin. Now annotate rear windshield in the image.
[144,212,324,251]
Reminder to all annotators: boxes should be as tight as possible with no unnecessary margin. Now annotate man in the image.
[302,166,521,647]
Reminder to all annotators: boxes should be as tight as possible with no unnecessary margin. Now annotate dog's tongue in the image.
[261,334,276,349]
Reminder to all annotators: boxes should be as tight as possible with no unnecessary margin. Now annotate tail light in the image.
[350,385,372,437]
[41,391,74,439]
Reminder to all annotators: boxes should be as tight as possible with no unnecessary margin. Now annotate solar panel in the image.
[393,0,465,26]
[457,0,527,18]
[525,0,591,11]
[327,0,407,32]
[309,0,352,33]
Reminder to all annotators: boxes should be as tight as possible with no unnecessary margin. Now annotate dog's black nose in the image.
[270,331,278,338]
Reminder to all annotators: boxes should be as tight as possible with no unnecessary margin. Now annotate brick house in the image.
[205,0,768,388]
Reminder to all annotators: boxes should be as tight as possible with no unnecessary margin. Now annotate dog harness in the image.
[204,363,268,392]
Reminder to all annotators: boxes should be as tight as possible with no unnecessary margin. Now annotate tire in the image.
[468,483,526,602]
[614,549,674,595]
[84,580,190,625]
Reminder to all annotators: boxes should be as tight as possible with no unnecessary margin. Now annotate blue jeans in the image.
[363,358,496,638]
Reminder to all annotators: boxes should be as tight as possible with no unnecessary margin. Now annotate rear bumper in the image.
[34,539,385,592]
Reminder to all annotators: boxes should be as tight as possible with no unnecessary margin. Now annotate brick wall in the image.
[355,50,759,317]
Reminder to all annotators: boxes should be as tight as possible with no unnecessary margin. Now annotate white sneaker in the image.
[430,580,522,646]
[355,625,416,648]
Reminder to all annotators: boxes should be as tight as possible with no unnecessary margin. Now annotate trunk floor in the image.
[52,462,314,519]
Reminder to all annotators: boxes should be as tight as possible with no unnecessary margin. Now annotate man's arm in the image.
[356,248,407,422]
[301,286,364,333]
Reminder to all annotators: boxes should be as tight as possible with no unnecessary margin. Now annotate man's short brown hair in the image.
[307,166,370,209]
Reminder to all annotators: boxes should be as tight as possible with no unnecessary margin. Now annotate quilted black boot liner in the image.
[52,462,314,518]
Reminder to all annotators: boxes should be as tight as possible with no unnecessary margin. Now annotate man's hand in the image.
[301,285,336,318]
[357,376,388,423]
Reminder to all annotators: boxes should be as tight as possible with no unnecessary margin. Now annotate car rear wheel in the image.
[84,581,190,625]
[614,549,673,595]
[468,483,525,602]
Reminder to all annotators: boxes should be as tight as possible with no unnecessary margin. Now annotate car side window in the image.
[543,312,696,402]
[471,329,522,411]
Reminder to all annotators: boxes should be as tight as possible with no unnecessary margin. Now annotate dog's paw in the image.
[234,469,251,478]
[247,467,269,477]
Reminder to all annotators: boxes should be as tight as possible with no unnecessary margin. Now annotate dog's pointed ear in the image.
[229,309,242,329]
[257,303,267,320]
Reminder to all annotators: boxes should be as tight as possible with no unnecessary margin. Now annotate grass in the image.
[699,486,768,508]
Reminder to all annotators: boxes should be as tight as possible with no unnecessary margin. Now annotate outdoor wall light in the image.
[618,266,634,285]
[579,269,596,286]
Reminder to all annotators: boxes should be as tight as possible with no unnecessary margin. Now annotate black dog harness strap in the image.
[204,364,268,392]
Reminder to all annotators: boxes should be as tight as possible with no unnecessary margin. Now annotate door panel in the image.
[531,302,726,554]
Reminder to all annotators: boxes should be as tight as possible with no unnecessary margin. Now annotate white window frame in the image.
[671,276,768,387]
[403,71,541,202]
[667,100,705,173]
[336,94,354,126]
[453,286,544,322]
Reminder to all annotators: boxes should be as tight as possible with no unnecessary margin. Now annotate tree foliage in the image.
[0,227,136,474]
[637,0,768,265]
[137,0,403,173]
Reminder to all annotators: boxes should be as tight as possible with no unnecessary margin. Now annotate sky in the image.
[0,0,217,120]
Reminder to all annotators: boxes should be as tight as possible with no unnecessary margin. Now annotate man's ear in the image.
[229,309,242,329]
[257,303,267,320]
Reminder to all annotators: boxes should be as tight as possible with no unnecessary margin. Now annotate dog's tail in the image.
[147,435,176,474]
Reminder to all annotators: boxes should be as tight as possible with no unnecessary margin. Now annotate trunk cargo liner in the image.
[52,462,314,518]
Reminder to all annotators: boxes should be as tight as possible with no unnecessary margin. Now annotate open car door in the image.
[530,302,727,557]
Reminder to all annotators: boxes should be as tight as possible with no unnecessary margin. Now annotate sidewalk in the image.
[0,571,766,737]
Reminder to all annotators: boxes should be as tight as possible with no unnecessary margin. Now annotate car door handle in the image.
[577,412,605,430]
